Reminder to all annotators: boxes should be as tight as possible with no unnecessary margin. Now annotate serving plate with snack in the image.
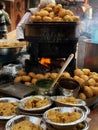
[50,95,90,115]
[6,115,46,130]
[18,95,52,114]
[0,39,27,48]
[50,95,90,116]
[47,120,89,130]
[0,97,20,120]
[43,107,87,130]
[0,39,27,55]
[51,96,86,107]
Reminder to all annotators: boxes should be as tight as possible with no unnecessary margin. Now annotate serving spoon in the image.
[49,53,74,95]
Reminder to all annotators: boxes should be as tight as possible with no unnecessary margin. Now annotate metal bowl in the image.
[51,96,86,107]
[75,120,89,130]
[46,120,89,130]
[6,115,46,130]
[35,78,54,95]
[0,97,20,120]
[51,96,90,116]
[18,95,52,114]
[85,96,98,107]
[43,107,87,130]
[0,47,22,55]
[58,78,80,97]
[0,39,25,55]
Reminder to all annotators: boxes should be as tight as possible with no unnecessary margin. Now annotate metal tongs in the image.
[49,53,74,95]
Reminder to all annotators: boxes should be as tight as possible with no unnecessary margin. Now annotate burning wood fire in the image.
[39,58,65,71]
[39,58,51,67]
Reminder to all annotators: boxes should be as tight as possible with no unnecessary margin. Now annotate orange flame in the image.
[40,58,51,67]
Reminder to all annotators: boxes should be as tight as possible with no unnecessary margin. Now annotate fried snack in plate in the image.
[6,115,46,130]
[43,107,87,129]
[19,95,52,112]
[57,96,78,104]
[51,96,86,107]
[47,109,81,123]
[24,97,50,109]
[0,97,19,120]
[10,120,43,130]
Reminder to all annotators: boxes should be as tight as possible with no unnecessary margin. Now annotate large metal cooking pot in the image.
[0,40,23,55]
[0,47,22,55]
[25,22,78,41]
[25,22,78,58]
[78,38,98,72]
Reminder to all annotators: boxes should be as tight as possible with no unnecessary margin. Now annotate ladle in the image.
[49,53,74,95]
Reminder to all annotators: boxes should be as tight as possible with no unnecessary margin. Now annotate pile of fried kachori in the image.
[14,70,71,87]
[30,4,80,22]
[73,68,98,100]
[14,68,98,101]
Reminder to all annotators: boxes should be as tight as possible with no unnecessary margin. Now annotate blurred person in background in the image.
[16,0,56,41]
[16,0,56,73]
[0,1,11,39]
